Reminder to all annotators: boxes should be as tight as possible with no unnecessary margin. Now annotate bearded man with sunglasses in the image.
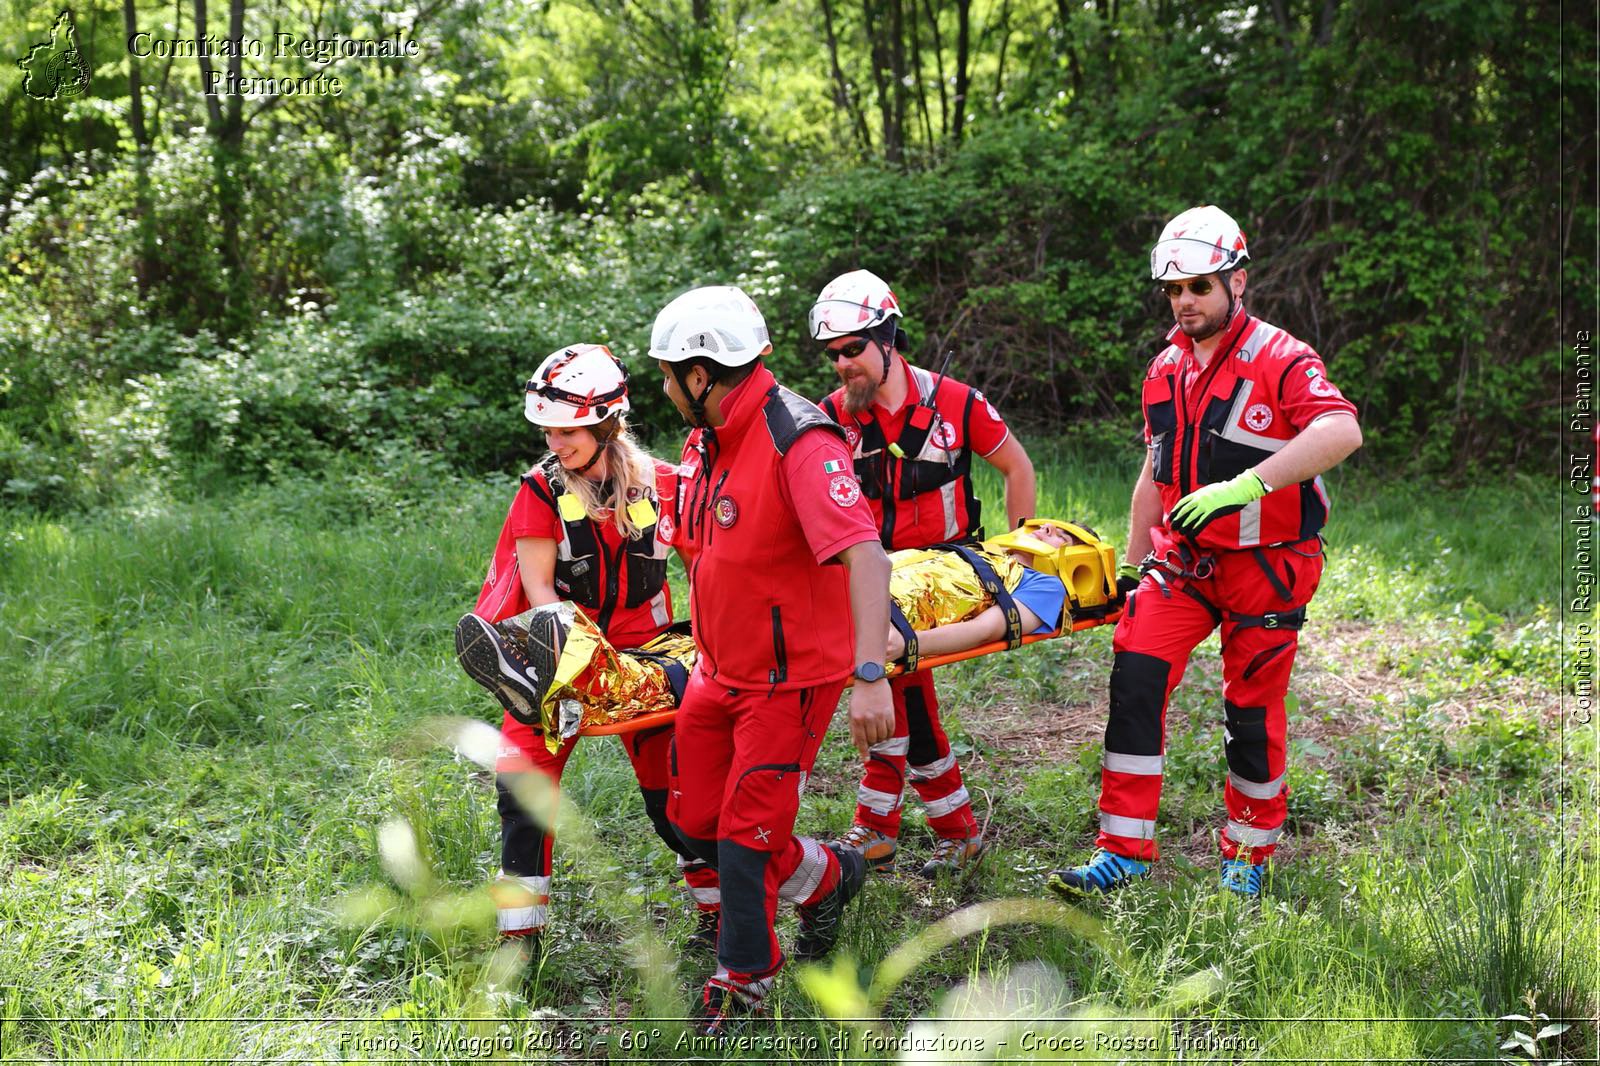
[810,269,1037,878]
[1049,206,1363,899]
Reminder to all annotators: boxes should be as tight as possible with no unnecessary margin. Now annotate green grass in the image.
[1,446,1593,1063]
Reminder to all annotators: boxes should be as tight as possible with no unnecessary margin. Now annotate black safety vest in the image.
[523,458,670,635]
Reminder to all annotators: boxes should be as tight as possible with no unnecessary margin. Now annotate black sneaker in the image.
[686,909,719,955]
[523,606,566,704]
[454,613,546,724]
[697,976,766,1036]
[794,843,867,961]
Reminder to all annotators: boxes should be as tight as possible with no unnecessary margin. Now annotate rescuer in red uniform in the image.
[650,285,895,1032]
[1049,206,1363,898]
[811,269,1036,877]
[453,344,718,951]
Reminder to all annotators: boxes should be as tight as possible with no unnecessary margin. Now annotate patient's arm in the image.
[886,601,1045,660]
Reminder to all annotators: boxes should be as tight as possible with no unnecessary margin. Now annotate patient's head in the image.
[1004,522,1079,568]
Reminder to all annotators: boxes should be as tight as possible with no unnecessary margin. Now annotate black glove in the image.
[1114,563,1141,605]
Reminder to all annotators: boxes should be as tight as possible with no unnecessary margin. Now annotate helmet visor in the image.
[809,298,895,341]
[1149,237,1243,280]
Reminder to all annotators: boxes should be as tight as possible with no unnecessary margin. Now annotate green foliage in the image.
[0,454,1592,1059]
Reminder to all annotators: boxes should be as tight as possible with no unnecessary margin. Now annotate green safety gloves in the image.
[1169,469,1269,539]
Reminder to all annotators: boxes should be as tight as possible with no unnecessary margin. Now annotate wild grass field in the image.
[0,444,1594,1064]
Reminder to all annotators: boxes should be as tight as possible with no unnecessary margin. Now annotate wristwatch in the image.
[854,661,887,684]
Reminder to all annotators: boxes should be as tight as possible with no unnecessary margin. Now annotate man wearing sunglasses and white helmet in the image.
[810,269,1037,879]
[1049,206,1363,900]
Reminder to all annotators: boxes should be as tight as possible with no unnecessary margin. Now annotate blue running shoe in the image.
[1220,858,1264,896]
[1047,849,1150,897]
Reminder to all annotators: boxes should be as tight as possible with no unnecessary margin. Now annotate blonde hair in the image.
[552,414,659,539]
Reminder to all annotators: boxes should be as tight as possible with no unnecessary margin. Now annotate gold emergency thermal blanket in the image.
[887,545,1025,631]
[533,602,697,752]
[528,544,1031,752]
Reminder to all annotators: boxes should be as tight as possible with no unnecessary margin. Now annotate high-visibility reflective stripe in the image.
[1103,752,1165,775]
[1238,499,1262,547]
[709,969,774,1004]
[1225,820,1283,846]
[857,784,904,815]
[923,786,971,819]
[1217,378,1290,454]
[496,904,548,933]
[908,751,957,781]
[497,872,551,894]
[1228,772,1285,800]
[777,836,828,904]
[870,735,910,756]
[1099,812,1157,841]
[688,885,722,905]
[940,481,960,541]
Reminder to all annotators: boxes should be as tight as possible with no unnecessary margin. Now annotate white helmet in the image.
[649,285,772,367]
[808,268,902,340]
[524,344,630,428]
[1149,206,1250,280]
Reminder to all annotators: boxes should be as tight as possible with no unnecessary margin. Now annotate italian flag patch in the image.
[823,459,846,473]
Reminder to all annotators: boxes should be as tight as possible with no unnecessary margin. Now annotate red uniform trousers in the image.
[1096,539,1323,864]
[854,671,979,840]
[496,712,719,935]
[667,668,845,982]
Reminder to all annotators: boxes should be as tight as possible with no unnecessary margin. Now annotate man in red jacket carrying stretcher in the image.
[813,269,1037,878]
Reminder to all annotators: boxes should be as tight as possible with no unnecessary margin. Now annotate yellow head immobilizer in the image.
[986,519,1118,610]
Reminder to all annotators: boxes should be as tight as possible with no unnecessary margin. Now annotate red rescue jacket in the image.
[1144,306,1357,551]
[677,365,857,690]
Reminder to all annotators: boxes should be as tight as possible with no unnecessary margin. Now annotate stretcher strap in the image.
[888,600,921,674]
[938,542,1023,649]
[577,610,1121,737]
[625,649,691,704]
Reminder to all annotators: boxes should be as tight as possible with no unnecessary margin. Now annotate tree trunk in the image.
[864,0,900,162]
[921,0,949,138]
[908,0,936,151]
[195,0,250,332]
[820,0,873,153]
[888,0,909,162]
[951,0,970,143]
[124,0,156,300]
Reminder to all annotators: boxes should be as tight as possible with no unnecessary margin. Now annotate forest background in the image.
[1,0,1593,504]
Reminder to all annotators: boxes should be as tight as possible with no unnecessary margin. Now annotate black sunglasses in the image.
[823,338,872,361]
[1160,277,1217,298]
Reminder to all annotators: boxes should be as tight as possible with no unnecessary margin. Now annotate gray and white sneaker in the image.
[455,613,545,724]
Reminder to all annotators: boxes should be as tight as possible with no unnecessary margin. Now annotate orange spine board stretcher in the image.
[578,609,1122,737]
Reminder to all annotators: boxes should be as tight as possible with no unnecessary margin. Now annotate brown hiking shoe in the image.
[917,833,989,878]
[835,824,898,873]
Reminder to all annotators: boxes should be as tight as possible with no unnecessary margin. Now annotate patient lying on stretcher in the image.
[458,520,1115,752]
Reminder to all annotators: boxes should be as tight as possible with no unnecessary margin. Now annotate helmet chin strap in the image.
[670,362,718,429]
[571,440,607,477]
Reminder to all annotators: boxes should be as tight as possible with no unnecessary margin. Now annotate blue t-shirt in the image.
[1013,566,1066,635]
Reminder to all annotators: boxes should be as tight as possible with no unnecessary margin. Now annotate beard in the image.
[841,371,879,415]
[1177,300,1231,343]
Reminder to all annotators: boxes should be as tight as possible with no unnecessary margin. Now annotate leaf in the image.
[1535,1023,1570,1040]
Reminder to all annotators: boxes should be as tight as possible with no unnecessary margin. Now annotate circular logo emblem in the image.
[713,496,738,528]
[844,425,860,449]
[656,513,676,545]
[1309,375,1338,397]
[828,475,861,508]
[932,421,958,449]
[1244,403,1273,432]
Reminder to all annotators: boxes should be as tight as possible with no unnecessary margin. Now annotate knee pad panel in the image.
[1223,700,1271,781]
[1106,651,1171,757]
